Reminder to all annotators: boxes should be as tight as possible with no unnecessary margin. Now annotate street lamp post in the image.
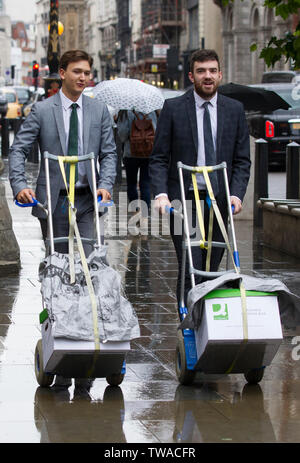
[44,0,61,98]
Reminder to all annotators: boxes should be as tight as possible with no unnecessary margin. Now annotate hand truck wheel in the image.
[244,367,265,385]
[34,339,54,387]
[106,373,125,386]
[175,331,196,385]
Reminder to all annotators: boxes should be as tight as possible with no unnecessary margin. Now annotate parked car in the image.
[12,86,32,116]
[23,89,45,117]
[261,71,297,83]
[247,83,300,169]
[12,85,31,105]
[0,87,22,120]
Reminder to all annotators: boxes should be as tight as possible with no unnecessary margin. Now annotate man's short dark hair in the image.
[59,50,93,70]
[189,49,220,73]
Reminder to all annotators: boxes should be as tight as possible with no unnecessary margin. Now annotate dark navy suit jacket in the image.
[149,89,251,204]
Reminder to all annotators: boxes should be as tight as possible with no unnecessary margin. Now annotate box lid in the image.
[204,288,277,299]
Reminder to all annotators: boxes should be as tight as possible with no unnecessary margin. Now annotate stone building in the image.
[83,0,101,81]
[98,0,118,81]
[182,0,222,88]
[0,0,11,84]
[11,22,36,85]
[59,0,85,53]
[36,0,85,67]
[214,0,294,84]
[115,0,223,89]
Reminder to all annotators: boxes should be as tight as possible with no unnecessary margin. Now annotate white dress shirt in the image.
[155,90,241,203]
[155,91,218,199]
[59,89,88,187]
[193,90,218,190]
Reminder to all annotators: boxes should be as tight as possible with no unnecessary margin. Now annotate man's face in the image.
[188,60,222,99]
[59,60,91,100]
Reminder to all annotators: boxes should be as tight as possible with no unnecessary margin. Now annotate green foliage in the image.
[264,0,300,19]
[221,0,300,68]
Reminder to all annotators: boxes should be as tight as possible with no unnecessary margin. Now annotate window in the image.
[189,6,199,50]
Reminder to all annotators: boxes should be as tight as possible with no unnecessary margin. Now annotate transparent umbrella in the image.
[93,78,164,114]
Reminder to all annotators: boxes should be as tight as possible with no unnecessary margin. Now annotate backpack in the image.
[130,111,155,158]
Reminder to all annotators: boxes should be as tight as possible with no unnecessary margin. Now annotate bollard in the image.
[286,142,300,199]
[253,138,268,227]
[1,118,9,157]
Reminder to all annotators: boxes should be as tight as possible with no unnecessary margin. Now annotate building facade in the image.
[59,0,85,53]
[128,0,186,87]
[0,0,11,84]
[214,0,293,84]
[11,21,36,85]
[98,0,118,81]
[182,0,222,88]
[36,0,85,68]
[83,0,101,82]
[115,0,223,89]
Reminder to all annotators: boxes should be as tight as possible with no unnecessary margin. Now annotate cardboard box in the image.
[194,289,283,374]
[41,315,130,378]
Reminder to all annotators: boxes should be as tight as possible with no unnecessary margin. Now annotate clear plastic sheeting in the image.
[39,250,140,342]
[181,273,300,331]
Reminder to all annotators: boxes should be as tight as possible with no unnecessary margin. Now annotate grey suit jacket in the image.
[9,92,117,218]
[149,89,251,203]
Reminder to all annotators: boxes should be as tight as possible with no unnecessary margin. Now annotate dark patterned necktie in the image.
[203,101,218,196]
[67,103,78,184]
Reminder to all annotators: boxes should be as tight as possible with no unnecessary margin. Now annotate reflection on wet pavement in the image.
[1,160,300,443]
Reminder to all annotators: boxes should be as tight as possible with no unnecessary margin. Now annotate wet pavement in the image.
[1,158,300,444]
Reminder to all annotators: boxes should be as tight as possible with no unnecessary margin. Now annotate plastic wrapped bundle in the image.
[39,249,140,342]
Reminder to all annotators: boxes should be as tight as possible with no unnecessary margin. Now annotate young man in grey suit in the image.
[9,49,117,256]
[149,49,251,305]
[9,50,117,391]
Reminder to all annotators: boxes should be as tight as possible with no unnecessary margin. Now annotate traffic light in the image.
[32,61,39,78]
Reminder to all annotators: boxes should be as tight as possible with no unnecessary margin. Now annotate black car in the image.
[246,83,300,169]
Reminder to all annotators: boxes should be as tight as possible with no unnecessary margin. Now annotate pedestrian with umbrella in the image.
[116,108,158,228]
[93,79,164,229]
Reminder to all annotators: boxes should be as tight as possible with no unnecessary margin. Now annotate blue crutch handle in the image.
[15,198,38,208]
[97,195,114,207]
[233,250,240,268]
[165,205,174,214]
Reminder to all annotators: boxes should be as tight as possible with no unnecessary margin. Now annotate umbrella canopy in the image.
[93,78,165,114]
[218,82,291,112]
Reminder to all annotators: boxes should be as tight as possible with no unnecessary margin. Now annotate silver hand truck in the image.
[16,152,128,387]
[170,161,272,386]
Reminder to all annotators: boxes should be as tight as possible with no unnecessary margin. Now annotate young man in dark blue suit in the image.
[149,49,251,305]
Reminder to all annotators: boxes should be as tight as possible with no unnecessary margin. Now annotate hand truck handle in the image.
[97,195,114,207]
[15,198,38,207]
[165,205,174,214]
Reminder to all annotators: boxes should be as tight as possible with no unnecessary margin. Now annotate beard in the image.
[194,80,219,99]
